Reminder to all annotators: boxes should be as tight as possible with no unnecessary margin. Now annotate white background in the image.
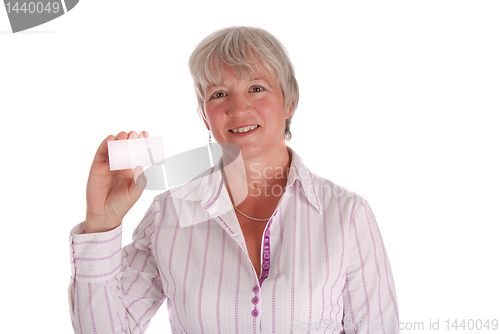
[1,0,499,332]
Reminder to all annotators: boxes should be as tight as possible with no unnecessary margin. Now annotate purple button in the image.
[261,271,268,278]
[263,252,270,260]
[265,229,270,236]
[262,262,270,270]
[251,309,259,317]
[252,296,259,305]
[252,285,259,293]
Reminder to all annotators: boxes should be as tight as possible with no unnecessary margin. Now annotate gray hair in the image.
[188,26,299,140]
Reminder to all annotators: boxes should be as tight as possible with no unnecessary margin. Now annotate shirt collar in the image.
[284,147,322,213]
[168,163,233,228]
[170,147,321,228]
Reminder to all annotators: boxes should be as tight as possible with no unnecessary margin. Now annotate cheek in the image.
[206,111,225,133]
[256,99,286,122]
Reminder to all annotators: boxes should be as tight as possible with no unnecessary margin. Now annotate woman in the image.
[69,26,399,333]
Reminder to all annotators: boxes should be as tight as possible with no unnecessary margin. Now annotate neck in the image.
[221,143,291,205]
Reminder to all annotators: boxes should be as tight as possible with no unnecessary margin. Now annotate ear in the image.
[285,102,293,119]
[203,115,210,131]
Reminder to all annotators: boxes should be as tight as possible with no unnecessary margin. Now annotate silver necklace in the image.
[233,205,271,222]
[219,159,274,222]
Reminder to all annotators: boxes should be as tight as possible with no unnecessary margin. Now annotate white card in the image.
[108,137,165,171]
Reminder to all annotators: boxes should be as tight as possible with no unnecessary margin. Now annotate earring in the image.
[285,123,292,141]
[285,119,292,141]
[207,130,214,164]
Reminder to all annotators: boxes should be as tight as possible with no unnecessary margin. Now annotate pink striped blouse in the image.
[68,148,399,333]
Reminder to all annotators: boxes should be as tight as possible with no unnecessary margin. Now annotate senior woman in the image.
[69,27,399,333]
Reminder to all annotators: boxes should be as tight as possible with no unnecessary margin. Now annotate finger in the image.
[128,131,139,140]
[93,134,115,162]
[138,131,149,139]
[115,131,128,140]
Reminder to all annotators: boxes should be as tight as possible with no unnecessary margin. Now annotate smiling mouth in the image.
[230,125,259,133]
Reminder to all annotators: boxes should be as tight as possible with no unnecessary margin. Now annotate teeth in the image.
[230,125,258,133]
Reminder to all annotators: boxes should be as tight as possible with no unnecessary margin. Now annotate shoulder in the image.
[289,147,370,216]
[310,171,368,215]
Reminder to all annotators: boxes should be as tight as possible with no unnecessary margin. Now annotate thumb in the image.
[131,165,147,195]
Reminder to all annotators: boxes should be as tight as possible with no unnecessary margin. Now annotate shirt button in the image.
[261,270,268,278]
[252,285,259,293]
[251,309,259,317]
[265,229,270,236]
[262,263,270,270]
[252,296,259,305]
[263,252,270,260]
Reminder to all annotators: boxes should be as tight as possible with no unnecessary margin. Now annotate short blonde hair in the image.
[188,26,299,140]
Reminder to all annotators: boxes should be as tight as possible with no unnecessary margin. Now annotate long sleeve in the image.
[342,197,399,333]
[68,198,166,334]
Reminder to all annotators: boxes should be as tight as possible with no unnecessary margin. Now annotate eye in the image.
[250,86,265,93]
[210,91,227,99]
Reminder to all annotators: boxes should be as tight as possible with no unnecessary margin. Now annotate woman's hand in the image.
[84,131,149,233]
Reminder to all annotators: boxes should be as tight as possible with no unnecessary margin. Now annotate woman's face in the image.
[203,66,292,160]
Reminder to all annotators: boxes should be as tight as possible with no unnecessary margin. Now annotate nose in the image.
[227,92,252,117]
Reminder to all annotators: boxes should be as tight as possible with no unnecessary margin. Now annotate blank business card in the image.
[107,137,165,171]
